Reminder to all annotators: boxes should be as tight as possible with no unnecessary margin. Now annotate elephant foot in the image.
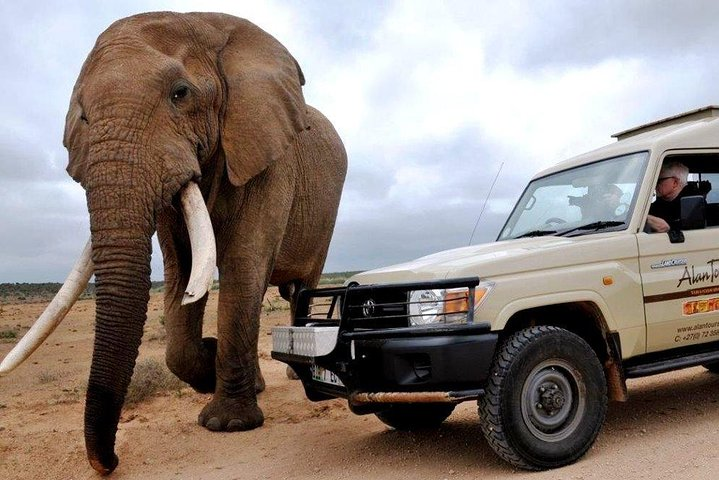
[169,337,217,394]
[189,337,218,393]
[286,365,300,380]
[198,397,264,432]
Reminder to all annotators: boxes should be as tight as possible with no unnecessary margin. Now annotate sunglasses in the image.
[656,176,676,185]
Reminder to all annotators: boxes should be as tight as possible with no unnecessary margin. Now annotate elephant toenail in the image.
[227,419,245,431]
[205,417,222,431]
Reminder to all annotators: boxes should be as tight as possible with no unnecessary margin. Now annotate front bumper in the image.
[271,277,499,414]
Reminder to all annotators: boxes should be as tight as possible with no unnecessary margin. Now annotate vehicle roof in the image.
[534,106,719,179]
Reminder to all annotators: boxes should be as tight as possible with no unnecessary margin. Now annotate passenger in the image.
[646,161,689,232]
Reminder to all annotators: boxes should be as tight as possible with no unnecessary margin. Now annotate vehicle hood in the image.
[349,234,627,285]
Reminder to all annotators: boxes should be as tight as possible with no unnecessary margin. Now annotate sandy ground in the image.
[2,290,719,480]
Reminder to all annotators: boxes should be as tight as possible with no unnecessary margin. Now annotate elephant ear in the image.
[64,85,90,186]
[219,20,308,186]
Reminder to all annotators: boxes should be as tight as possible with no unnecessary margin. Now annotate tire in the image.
[703,361,719,373]
[375,403,455,430]
[478,326,607,470]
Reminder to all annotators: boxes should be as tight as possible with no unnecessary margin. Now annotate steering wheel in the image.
[544,217,566,225]
[614,203,629,217]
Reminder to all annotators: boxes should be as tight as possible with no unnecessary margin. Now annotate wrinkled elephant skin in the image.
[60,12,346,474]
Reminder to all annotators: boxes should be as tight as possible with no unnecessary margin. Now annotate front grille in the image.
[294,277,480,331]
[344,287,408,328]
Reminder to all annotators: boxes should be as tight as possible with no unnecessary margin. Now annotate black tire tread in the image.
[478,325,607,470]
[703,361,719,374]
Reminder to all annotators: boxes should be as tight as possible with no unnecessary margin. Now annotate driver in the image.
[577,184,623,220]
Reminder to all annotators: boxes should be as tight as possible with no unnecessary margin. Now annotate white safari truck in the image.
[272,106,719,470]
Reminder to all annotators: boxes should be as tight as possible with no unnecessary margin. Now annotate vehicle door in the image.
[638,151,719,353]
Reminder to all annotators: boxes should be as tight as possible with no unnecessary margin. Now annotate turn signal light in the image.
[443,283,494,315]
[443,290,469,314]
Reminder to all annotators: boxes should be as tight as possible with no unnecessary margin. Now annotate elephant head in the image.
[0,12,320,475]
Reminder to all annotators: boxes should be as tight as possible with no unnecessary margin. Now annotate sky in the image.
[2,0,719,282]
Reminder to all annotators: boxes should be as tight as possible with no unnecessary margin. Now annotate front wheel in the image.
[375,403,455,430]
[702,361,719,374]
[479,326,607,470]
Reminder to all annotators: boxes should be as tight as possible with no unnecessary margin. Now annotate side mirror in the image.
[680,195,706,230]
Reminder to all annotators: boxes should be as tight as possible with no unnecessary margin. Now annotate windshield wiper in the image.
[514,229,557,239]
[556,220,625,237]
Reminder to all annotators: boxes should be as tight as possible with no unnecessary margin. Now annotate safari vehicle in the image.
[271,106,719,470]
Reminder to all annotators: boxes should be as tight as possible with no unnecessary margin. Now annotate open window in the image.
[657,152,719,230]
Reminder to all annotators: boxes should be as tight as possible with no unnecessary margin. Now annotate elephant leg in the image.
[278,279,310,323]
[197,257,267,432]
[157,212,216,393]
[164,275,215,393]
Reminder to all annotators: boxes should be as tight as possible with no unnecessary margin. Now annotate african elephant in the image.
[0,12,346,475]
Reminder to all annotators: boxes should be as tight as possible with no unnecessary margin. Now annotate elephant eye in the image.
[171,85,190,103]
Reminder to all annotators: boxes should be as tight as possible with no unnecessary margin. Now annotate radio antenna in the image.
[469,161,504,245]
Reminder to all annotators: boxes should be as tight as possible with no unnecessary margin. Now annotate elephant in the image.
[0,11,346,475]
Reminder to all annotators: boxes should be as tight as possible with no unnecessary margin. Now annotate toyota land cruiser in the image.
[272,106,719,470]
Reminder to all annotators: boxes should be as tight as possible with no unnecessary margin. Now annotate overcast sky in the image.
[2,0,719,282]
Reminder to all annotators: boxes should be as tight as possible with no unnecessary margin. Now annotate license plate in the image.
[311,364,344,387]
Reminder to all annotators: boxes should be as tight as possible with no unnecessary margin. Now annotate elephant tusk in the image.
[0,239,93,376]
[180,182,216,305]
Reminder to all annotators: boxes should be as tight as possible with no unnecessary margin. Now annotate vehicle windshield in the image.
[498,151,649,241]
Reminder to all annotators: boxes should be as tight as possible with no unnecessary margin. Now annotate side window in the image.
[662,153,719,228]
[700,173,719,228]
[703,173,719,203]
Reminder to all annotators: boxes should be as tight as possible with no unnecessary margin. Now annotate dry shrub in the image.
[0,328,18,341]
[50,387,83,405]
[263,290,289,313]
[125,358,184,406]
[37,371,57,384]
[145,316,167,342]
[263,297,289,313]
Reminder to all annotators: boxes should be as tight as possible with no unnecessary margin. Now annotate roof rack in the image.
[612,105,719,141]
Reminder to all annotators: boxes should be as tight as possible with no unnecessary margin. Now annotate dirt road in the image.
[2,291,719,479]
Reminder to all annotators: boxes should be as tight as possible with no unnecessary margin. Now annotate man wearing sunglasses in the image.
[646,161,689,232]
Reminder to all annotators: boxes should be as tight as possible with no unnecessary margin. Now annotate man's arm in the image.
[646,214,670,232]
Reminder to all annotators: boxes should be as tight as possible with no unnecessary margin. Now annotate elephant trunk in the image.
[82,178,215,475]
[85,244,150,474]
[84,181,154,475]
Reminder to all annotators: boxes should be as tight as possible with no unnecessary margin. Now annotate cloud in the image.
[1,1,719,282]
[504,1,719,69]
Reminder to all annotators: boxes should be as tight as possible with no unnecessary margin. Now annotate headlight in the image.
[408,289,444,325]
[408,281,494,326]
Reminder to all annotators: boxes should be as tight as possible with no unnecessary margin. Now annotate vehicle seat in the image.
[684,180,711,197]
[689,180,719,226]
[706,203,719,226]
[682,180,718,226]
